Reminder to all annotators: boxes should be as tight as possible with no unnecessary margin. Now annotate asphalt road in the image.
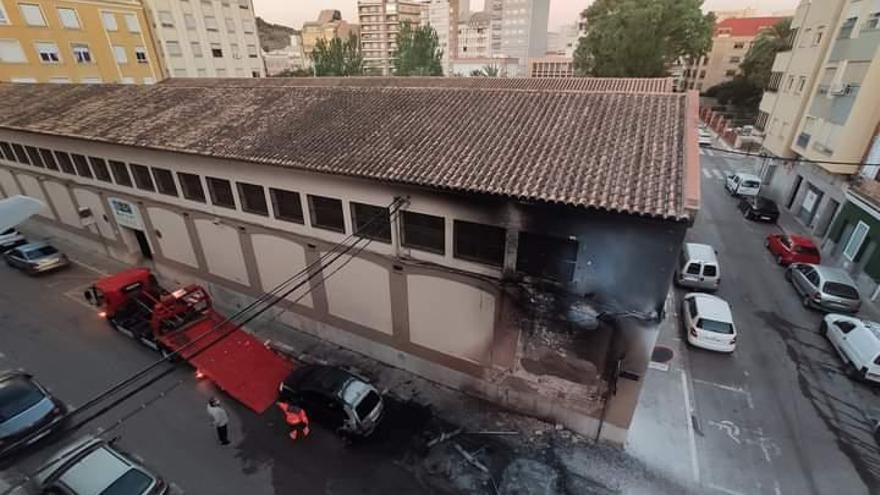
[0,258,441,494]
[676,148,880,495]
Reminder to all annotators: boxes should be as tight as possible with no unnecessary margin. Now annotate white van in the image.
[675,243,720,291]
[822,314,880,382]
[725,172,761,197]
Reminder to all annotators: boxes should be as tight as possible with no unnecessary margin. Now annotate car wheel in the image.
[776,255,785,266]
[820,321,828,336]
[743,209,751,219]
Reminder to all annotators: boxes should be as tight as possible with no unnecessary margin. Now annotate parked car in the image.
[821,314,880,382]
[738,196,779,222]
[0,228,26,253]
[278,365,384,438]
[3,242,68,275]
[674,242,720,291]
[698,129,712,147]
[0,371,66,459]
[786,264,861,313]
[681,293,737,353]
[766,234,821,266]
[35,436,168,495]
[725,172,762,197]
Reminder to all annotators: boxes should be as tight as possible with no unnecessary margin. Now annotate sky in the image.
[253,0,799,32]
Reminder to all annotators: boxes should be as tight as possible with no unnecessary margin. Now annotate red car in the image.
[766,234,821,266]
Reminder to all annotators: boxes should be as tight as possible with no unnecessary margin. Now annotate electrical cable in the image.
[702,144,880,168]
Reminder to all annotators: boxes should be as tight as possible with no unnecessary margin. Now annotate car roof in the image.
[684,243,717,262]
[17,242,50,252]
[689,293,733,322]
[812,265,857,285]
[58,444,136,493]
[735,172,761,181]
[787,235,816,247]
[859,320,880,341]
[284,365,354,396]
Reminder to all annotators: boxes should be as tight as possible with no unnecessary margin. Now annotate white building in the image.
[546,22,580,57]
[144,0,264,78]
[421,0,466,74]
[263,34,306,76]
[458,12,491,57]
[488,0,549,70]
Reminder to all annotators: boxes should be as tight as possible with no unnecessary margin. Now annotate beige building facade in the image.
[301,9,357,63]
[358,0,421,75]
[528,55,573,77]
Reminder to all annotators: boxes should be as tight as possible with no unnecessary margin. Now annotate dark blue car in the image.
[0,371,66,459]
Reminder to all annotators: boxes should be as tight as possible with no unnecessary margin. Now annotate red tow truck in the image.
[83,268,293,413]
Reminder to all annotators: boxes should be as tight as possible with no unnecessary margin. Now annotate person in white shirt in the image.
[206,397,230,445]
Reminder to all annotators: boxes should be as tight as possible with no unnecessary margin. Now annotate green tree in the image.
[310,34,363,76]
[470,64,500,77]
[740,18,792,89]
[573,0,714,77]
[393,23,443,76]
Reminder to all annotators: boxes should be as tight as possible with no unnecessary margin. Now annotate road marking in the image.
[708,483,746,495]
[704,149,715,157]
[711,169,724,180]
[648,361,670,372]
[681,369,701,483]
[709,419,742,444]
[69,258,109,276]
[63,283,95,310]
[702,169,711,178]
[774,480,782,495]
[692,378,755,409]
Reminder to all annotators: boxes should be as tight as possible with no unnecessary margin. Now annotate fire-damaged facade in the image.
[0,77,699,443]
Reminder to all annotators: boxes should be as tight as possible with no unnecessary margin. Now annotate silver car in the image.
[3,242,68,275]
[786,263,861,313]
[36,436,168,495]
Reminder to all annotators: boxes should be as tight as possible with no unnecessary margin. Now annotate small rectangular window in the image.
[351,202,391,243]
[402,211,445,254]
[135,47,147,63]
[57,7,80,29]
[54,151,75,174]
[247,44,257,58]
[184,13,196,30]
[24,146,43,167]
[109,160,132,186]
[454,220,506,266]
[152,167,178,196]
[19,4,46,26]
[237,182,268,215]
[206,177,235,208]
[38,148,58,170]
[308,195,345,232]
[113,46,127,64]
[516,232,578,282]
[166,41,181,57]
[191,41,202,58]
[0,40,26,63]
[211,43,223,58]
[89,157,112,182]
[124,13,140,32]
[71,154,93,178]
[270,188,303,223]
[101,11,117,31]
[204,15,218,31]
[131,164,155,191]
[242,19,254,33]
[0,3,9,25]
[178,172,205,202]
[225,17,236,33]
[10,144,28,164]
[35,42,61,63]
[0,142,14,160]
[158,10,174,28]
[72,43,92,63]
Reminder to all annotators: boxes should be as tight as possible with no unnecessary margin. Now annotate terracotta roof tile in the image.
[715,16,788,37]
[0,78,696,220]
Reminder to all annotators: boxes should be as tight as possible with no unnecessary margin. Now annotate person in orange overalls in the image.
[277,402,310,441]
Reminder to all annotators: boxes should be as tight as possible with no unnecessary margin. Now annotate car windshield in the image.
[100,468,153,495]
[697,318,734,334]
[794,246,819,256]
[1,228,14,235]
[823,282,859,300]
[25,246,58,259]
[755,198,777,211]
[0,377,44,421]
[742,180,761,188]
[354,390,381,421]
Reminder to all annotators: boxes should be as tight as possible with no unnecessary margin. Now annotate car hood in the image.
[0,397,55,439]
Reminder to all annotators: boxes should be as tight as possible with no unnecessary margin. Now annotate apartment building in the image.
[143,0,263,78]
[0,76,695,444]
[0,0,162,83]
[263,33,305,76]
[301,9,357,62]
[421,0,466,73]
[457,11,489,57]
[528,55,573,77]
[358,0,421,75]
[682,16,788,92]
[488,0,549,70]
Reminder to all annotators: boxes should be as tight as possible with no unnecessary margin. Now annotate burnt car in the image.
[0,371,66,459]
[738,195,779,223]
[278,365,383,438]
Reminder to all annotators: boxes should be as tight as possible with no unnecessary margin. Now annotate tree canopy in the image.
[740,18,793,88]
[573,0,714,77]
[310,34,363,76]
[393,23,444,76]
[470,64,500,77]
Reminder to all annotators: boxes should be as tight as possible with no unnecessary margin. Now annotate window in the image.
[101,11,117,31]
[269,188,303,223]
[729,56,740,63]
[149,167,177,196]
[204,15,218,31]
[190,41,202,58]
[844,221,869,261]
[230,43,239,58]
[225,17,235,33]
[71,43,91,63]
[135,46,147,63]
[237,182,268,215]
[211,43,222,57]
[866,13,880,31]
[10,144,29,164]
[166,41,181,57]
[38,148,58,171]
[85,157,110,182]
[251,70,259,78]
[35,42,60,63]
[131,164,155,191]
[0,40,26,62]
[54,151,75,174]
[206,177,235,208]
[733,42,744,49]
[158,10,174,28]
[246,44,257,58]
[454,220,505,266]
[71,154,92,178]
[19,4,46,26]
[814,26,824,45]
[242,19,253,33]
[725,69,736,77]
[238,0,249,9]
[806,270,820,286]
[109,160,131,186]
[0,142,12,161]
[839,16,858,39]
[351,202,391,243]
[516,232,578,282]
[699,70,705,79]
[177,173,205,202]
[308,195,345,232]
[835,321,857,334]
[797,76,806,93]
[0,3,8,25]
[686,297,697,319]
[216,68,226,77]
[401,211,444,254]
[25,146,43,167]
[113,45,127,64]
[124,13,140,32]
[57,7,80,29]
[184,13,196,30]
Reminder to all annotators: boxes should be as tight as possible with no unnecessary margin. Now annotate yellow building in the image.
[0,0,163,83]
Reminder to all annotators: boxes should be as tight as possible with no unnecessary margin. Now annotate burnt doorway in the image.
[786,175,803,210]
[133,229,152,259]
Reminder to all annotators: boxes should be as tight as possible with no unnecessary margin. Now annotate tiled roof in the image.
[715,16,788,37]
[160,76,676,93]
[0,79,697,221]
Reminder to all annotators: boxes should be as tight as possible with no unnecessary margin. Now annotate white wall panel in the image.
[324,255,392,335]
[251,234,312,308]
[194,218,248,286]
[16,175,54,220]
[148,207,197,267]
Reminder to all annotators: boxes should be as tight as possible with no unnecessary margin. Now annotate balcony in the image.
[796,132,811,149]
[851,177,880,209]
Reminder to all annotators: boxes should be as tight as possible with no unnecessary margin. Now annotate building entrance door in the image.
[133,229,152,259]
